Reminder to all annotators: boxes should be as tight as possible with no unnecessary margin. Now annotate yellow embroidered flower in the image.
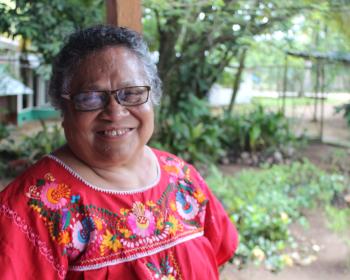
[161,275,175,280]
[94,218,103,230]
[146,200,157,208]
[185,168,191,180]
[164,165,180,175]
[156,217,165,230]
[120,208,129,216]
[168,215,183,235]
[58,231,70,245]
[100,230,122,255]
[170,201,177,211]
[44,173,55,182]
[119,227,132,238]
[30,204,42,213]
[194,189,206,203]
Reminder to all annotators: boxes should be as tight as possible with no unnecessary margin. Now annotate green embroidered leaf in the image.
[36,179,45,186]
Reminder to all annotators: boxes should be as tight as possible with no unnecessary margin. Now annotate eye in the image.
[73,92,106,109]
[119,87,146,103]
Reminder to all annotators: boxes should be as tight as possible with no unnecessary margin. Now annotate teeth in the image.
[104,128,130,136]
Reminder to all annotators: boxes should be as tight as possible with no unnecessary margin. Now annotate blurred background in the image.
[0,1,349,279]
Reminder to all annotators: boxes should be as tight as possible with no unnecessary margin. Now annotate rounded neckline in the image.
[47,147,161,195]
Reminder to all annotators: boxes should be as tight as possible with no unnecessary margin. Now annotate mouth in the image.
[98,128,133,137]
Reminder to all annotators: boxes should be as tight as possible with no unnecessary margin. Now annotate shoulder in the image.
[151,147,206,190]
[0,156,66,206]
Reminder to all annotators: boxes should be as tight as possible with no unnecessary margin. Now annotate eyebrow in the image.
[81,81,146,91]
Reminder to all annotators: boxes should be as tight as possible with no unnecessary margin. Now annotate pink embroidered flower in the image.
[160,156,185,183]
[40,182,70,210]
[127,202,156,238]
[175,192,199,220]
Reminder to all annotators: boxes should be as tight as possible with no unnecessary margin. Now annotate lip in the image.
[96,127,134,139]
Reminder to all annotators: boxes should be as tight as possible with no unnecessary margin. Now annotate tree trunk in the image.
[226,48,247,114]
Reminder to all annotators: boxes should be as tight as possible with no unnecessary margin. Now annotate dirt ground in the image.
[219,142,350,280]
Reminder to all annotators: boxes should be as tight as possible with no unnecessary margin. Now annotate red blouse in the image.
[0,148,238,279]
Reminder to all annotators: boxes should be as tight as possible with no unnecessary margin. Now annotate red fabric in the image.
[0,149,238,279]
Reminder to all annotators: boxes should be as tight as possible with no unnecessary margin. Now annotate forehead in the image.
[71,46,146,90]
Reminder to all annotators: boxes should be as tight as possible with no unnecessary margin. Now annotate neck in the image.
[53,144,158,191]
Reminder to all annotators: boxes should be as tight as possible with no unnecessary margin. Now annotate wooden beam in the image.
[106,0,142,33]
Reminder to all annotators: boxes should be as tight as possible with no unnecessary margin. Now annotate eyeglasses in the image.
[61,86,151,111]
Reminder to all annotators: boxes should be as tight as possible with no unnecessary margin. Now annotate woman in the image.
[0,25,238,279]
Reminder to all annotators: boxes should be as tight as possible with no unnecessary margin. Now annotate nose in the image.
[100,94,129,119]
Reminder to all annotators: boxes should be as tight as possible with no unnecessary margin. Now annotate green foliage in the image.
[206,160,347,270]
[335,103,350,127]
[18,122,66,161]
[220,105,296,153]
[151,96,224,164]
[0,0,104,63]
[0,122,65,178]
[152,102,297,165]
[143,0,306,113]
[0,123,10,141]
[325,205,350,234]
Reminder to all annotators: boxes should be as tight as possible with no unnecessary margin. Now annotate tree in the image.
[142,0,307,116]
[0,0,104,64]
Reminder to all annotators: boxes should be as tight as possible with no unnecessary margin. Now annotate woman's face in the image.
[62,46,154,168]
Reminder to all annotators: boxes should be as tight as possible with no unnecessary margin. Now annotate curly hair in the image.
[48,25,162,110]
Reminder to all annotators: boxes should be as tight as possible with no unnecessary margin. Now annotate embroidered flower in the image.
[58,231,70,245]
[193,189,206,203]
[161,276,175,280]
[40,182,71,210]
[127,202,156,238]
[120,208,129,216]
[170,201,177,211]
[26,185,41,199]
[146,200,157,208]
[175,192,199,220]
[44,173,55,182]
[156,216,165,231]
[119,227,132,238]
[161,156,185,183]
[167,215,183,235]
[94,217,103,231]
[100,229,122,255]
[71,217,94,252]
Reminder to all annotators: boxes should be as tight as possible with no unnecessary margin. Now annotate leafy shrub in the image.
[335,103,350,127]
[0,122,65,178]
[19,122,66,161]
[206,160,347,271]
[0,123,10,141]
[151,96,224,164]
[219,105,297,154]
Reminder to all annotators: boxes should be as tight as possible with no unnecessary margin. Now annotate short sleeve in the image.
[190,166,239,266]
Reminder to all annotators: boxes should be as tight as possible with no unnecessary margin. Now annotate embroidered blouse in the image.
[0,148,238,279]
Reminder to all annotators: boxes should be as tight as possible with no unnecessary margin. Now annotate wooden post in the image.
[106,0,142,33]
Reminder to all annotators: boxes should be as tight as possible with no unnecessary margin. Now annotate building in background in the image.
[0,36,59,126]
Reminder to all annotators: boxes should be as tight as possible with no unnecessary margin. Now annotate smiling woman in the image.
[0,25,238,280]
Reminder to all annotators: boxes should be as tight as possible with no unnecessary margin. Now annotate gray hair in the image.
[48,25,162,110]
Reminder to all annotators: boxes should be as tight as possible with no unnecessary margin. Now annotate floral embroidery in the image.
[25,153,208,269]
[146,253,182,280]
[127,202,156,238]
[100,229,123,255]
[40,182,70,210]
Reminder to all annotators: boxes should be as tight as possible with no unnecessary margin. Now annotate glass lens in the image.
[117,86,149,105]
[73,92,107,111]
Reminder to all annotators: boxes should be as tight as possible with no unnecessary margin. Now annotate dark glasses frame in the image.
[61,85,151,111]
